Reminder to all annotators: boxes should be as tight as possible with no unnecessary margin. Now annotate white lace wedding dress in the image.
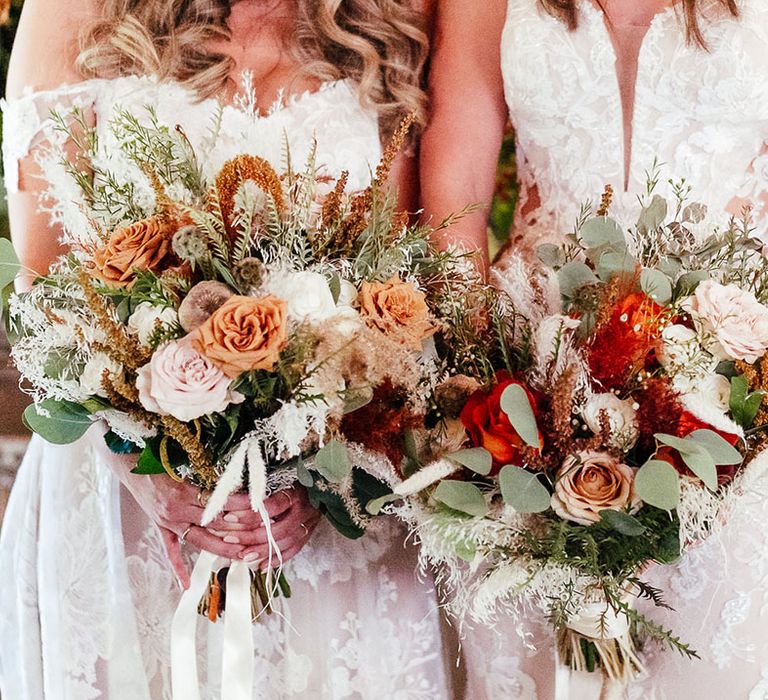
[462,1,768,698]
[0,76,451,700]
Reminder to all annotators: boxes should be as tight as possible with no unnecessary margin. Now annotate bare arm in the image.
[419,0,509,269]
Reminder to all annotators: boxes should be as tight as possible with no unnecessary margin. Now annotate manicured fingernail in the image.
[224,535,240,544]
[242,553,260,563]
[224,514,239,523]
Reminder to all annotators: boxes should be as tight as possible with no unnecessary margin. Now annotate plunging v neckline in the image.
[581,1,680,190]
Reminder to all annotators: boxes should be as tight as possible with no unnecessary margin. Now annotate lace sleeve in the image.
[1,81,105,194]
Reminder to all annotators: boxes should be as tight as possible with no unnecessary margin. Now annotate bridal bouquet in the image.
[1,106,478,620]
[379,182,768,686]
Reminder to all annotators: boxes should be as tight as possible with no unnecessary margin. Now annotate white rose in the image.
[268,271,337,324]
[683,281,768,363]
[581,393,639,451]
[336,279,358,308]
[80,352,122,398]
[128,302,179,347]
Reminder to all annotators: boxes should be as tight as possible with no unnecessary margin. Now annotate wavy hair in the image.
[540,0,739,47]
[77,0,429,136]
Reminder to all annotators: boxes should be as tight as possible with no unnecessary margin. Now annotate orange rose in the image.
[551,451,638,525]
[192,295,288,378]
[460,371,541,474]
[92,217,176,287]
[358,277,436,350]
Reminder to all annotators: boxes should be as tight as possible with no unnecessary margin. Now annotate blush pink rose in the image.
[684,281,768,363]
[137,337,243,422]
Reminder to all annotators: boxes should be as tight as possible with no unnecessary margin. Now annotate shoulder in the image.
[6,0,102,98]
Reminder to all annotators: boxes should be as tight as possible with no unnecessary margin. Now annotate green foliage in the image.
[433,480,489,518]
[23,399,92,444]
[499,465,550,513]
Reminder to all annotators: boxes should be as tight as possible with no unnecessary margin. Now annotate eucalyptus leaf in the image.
[366,492,400,515]
[454,539,477,563]
[640,268,673,305]
[682,202,707,224]
[598,509,646,536]
[313,439,352,484]
[23,399,92,445]
[499,465,550,513]
[688,429,742,465]
[675,270,709,296]
[500,384,541,448]
[579,217,626,249]
[655,433,718,490]
[447,447,493,476]
[536,243,566,269]
[0,238,21,292]
[296,457,315,488]
[596,250,637,282]
[637,195,668,234]
[558,261,598,298]
[634,460,681,511]
[433,480,489,518]
[342,386,373,414]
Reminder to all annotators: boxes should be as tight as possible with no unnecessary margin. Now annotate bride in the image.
[0,0,451,698]
[422,0,768,698]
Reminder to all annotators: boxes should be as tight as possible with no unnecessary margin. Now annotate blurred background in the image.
[0,0,518,525]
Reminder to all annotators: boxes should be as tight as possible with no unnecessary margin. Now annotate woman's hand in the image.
[206,487,322,569]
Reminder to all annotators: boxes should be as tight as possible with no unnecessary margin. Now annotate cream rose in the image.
[267,271,337,324]
[137,338,243,421]
[684,281,768,363]
[551,452,638,525]
[80,352,122,398]
[127,302,179,347]
[581,393,639,451]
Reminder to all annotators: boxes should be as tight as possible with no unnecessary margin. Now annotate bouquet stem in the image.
[197,566,292,622]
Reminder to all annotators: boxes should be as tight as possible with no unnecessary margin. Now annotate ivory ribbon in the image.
[221,561,255,700]
[171,549,218,700]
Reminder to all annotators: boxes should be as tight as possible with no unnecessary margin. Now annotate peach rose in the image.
[358,277,436,350]
[551,451,638,525]
[92,217,176,287]
[192,295,288,378]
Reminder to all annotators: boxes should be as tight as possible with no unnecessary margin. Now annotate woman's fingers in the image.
[184,526,246,560]
[160,527,190,589]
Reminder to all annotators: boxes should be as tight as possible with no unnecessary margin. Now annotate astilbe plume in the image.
[633,376,685,451]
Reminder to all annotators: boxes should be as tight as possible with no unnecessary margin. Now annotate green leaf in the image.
[23,399,92,445]
[730,374,765,428]
[132,442,165,474]
[499,465,550,513]
[433,480,489,517]
[296,457,314,488]
[655,433,718,490]
[596,250,637,282]
[313,439,352,484]
[447,447,493,476]
[640,268,673,305]
[500,384,541,448]
[688,429,742,465]
[366,493,400,515]
[454,539,477,563]
[675,270,709,296]
[579,217,625,249]
[342,386,373,414]
[634,460,681,511]
[328,275,342,305]
[637,195,668,234]
[0,238,21,292]
[104,430,140,455]
[598,509,646,536]
[558,261,598,298]
[656,531,681,564]
[536,243,566,269]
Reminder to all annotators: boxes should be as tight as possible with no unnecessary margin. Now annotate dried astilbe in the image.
[736,357,768,449]
[596,184,614,217]
[215,155,284,235]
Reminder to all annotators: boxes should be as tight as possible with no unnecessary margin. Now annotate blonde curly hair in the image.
[76,0,429,137]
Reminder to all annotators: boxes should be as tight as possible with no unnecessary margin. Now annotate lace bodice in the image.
[500,0,768,255]
[1,75,381,231]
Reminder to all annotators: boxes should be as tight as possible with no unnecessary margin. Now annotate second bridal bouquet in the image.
[3,105,478,616]
[377,181,768,687]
